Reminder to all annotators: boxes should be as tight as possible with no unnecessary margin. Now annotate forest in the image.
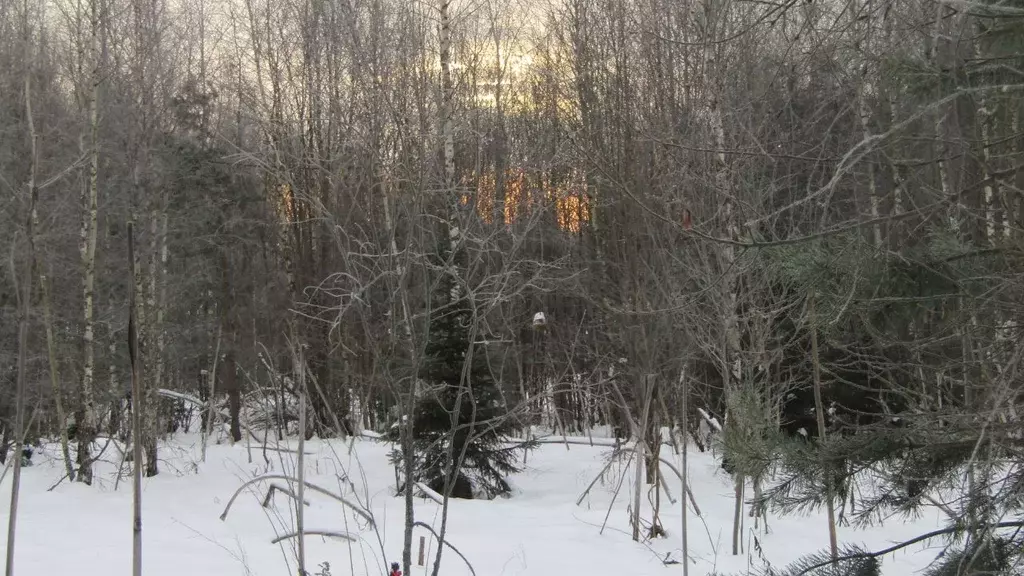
[1,0,1023,572]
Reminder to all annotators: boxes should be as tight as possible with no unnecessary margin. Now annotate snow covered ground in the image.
[0,434,949,575]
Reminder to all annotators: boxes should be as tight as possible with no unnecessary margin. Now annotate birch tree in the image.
[73,0,104,485]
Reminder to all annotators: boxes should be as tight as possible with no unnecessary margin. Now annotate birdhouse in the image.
[532,312,547,330]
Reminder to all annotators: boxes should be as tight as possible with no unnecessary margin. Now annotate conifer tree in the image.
[724,231,1024,576]
[402,238,529,499]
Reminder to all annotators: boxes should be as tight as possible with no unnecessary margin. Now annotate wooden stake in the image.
[418,536,426,566]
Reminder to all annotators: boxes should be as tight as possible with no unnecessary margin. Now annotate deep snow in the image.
[0,434,950,575]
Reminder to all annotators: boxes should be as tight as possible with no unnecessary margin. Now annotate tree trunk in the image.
[7,53,39,575]
[141,207,162,477]
[133,200,156,477]
[225,346,241,443]
[202,325,222,462]
[296,357,307,576]
[679,369,689,576]
[152,211,169,435]
[128,222,144,576]
[809,294,839,561]
[40,274,75,482]
[75,0,102,485]
[108,338,123,439]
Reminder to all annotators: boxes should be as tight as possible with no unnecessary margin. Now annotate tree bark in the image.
[75,0,102,485]
[202,325,222,462]
[679,369,689,576]
[128,222,144,576]
[296,346,307,576]
[40,274,75,482]
[7,48,40,576]
[225,345,241,443]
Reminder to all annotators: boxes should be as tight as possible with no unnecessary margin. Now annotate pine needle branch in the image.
[788,521,1024,576]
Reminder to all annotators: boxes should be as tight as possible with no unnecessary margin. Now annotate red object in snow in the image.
[390,571,402,576]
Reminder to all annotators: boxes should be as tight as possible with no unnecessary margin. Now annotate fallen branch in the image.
[413,521,476,576]
[504,435,625,447]
[261,446,316,456]
[262,483,311,509]
[272,530,356,544]
[219,474,374,527]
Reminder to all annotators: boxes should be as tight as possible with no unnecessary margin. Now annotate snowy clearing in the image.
[0,435,949,575]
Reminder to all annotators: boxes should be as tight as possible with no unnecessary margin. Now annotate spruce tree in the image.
[404,237,529,499]
[723,231,1024,576]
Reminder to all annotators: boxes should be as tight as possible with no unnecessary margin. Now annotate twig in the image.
[261,483,311,508]
[601,449,636,535]
[576,449,627,506]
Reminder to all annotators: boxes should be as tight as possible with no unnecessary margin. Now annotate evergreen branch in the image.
[790,522,1024,576]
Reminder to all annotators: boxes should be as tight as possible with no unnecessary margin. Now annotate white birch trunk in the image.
[76,0,102,484]
[974,61,997,241]
[707,44,746,557]
[439,0,460,263]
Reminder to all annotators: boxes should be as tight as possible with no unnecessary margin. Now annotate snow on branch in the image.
[271,530,357,545]
[414,482,444,505]
[157,388,260,441]
[696,408,722,433]
[157,388,206,406]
